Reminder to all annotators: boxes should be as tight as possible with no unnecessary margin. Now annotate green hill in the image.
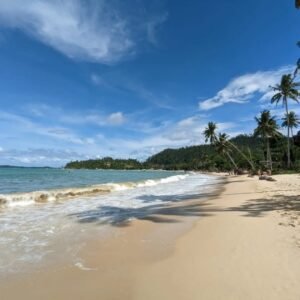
[65,134,300,172]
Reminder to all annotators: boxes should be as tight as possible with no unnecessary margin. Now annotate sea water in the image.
[0,167,219,276]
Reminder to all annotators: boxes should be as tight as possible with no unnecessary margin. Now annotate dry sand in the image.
[1,174,300,300]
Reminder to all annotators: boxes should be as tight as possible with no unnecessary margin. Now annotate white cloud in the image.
[0,108,239,166]
[0,0,134,63]
[93,115,236,160]
[0,148,86,167]
[0,1,168,63]
[199,66,293,110]
[107,112,125,126]
[60,111,126,127]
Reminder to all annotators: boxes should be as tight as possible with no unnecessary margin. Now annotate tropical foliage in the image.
[271,74,300,167]
[254,110,281,171]
[214,133,238,169]
[282,111,300,137]
[65,157,143,170]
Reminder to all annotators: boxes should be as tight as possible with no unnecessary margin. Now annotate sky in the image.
[0,0,299,167]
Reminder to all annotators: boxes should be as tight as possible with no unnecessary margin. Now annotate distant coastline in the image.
[0,165,55,169]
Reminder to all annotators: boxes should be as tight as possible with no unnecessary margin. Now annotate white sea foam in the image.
[74,261,98,271]
[0,172,221,277]
[0,174,189,208]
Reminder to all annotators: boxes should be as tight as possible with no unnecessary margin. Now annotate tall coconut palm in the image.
[215,133,238,169]
[282,111,300,137]
[203,122,217,144]
[271,74,300,168]
[254,110,281,171]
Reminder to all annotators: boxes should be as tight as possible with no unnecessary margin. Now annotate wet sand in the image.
[2,174,300,300]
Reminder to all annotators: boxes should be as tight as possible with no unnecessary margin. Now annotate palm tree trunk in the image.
[267,138,272,171]
[263,137,267,165]
[284,97,291,168]
[228,141,255,170]
[226,152,238,169]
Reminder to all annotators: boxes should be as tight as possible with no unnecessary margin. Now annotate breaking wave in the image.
[0,174,189,208]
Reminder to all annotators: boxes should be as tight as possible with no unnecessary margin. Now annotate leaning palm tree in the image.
[254,110,281,171]
[203,122,217,144]
[226,139,255,171]
[215,133,238,169]
[282,111,300,137]
[271,74,300,167]
[203,121,254,170]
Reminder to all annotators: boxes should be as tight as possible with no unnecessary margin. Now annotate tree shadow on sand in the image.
[227,194,300,218]
[70,203,217,227]
[68,188,222,227]
[68,178,300,227]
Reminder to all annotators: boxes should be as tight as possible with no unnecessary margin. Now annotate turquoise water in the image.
[0,167,220,277]
[0,167,181,194]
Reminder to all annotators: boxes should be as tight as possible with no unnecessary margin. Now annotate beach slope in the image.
[2,174,300,300]
[135,175,300,300]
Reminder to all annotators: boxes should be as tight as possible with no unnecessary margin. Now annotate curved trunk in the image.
[228,141,255,170]
[284,97,291,168]
[226,152,238,169]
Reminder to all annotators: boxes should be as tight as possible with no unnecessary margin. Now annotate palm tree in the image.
[226,139,255,171]
[203,121,254,170]
[254,110,281,171]
[203,122,217,144]
[215,133,238,169]
[271,74,300,167]
[282,111,300,137]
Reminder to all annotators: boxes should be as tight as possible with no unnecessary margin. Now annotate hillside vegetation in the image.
[65,134,300,172]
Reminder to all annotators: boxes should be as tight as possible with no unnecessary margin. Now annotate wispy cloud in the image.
[0,107,238,165]
[0,0,167,64]
[95,115,236,160]
[146,13,168,45]
[60,111,127,127]
[0,148,86,166]
[199,66,293,110]
[23,103,127,127]
[91,73,175,109]
[0,110,93,145]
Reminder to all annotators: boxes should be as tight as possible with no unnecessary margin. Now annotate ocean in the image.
[0,167,219,276]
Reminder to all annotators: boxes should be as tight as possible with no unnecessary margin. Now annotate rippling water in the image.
[0,167,219,276]
[0,167,181,194]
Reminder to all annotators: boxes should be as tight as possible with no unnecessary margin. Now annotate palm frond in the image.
[271,93,282,104]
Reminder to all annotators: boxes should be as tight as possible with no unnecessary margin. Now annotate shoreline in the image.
[1,174,300,299]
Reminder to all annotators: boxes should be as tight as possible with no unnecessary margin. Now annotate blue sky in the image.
[0,0,299,166]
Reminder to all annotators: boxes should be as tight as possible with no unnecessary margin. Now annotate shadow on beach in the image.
[68,178,300,227]
[68,192,220,227]
[227,194,300,218]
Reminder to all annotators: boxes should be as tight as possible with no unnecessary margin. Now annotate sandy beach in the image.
[2,174,300,300]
